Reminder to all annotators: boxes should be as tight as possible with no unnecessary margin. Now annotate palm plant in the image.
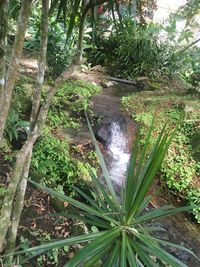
[14,115,198,266]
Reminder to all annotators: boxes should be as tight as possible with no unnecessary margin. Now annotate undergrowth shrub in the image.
[46,21,76,78]
[31,130,95,197]
[47,79,101,128]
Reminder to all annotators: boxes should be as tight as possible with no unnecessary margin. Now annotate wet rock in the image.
[96,123,111,145]
[100,81,115,88]
[10,127,29,150]
[191,131,200,161]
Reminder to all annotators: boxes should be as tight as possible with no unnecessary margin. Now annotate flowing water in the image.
[107,122,130,185]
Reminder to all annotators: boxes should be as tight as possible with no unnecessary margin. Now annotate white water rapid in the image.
[108,122,130,185]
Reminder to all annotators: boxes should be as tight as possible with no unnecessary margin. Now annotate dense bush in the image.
[46,20,76,78]
[87,19,172,78]
[179,47,200,90]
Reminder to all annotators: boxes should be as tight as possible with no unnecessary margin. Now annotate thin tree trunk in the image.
[0,0,95,253]
[5,152,32,258]
[0,0,9,99]
[0,0,33,146]
[0,130,38,251]
[2,0,50,255]
[75,4,90,64]
[31,1,49,126]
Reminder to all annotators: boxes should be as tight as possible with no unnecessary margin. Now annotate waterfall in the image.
[107,122,130,185]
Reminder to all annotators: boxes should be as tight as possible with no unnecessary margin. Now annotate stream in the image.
[107,121,130,185]
[91,81,200,267]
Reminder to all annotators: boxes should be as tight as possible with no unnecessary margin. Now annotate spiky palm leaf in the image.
[13,114,199,266]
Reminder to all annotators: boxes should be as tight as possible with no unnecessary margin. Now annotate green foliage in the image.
[46,20,76,78]
[177,0,200,21]
[24,3,77,79]
[186,187,200,223]
[31,132,80,196]
[4,108,29,144]
[18,116,198,266]
[121,92,200,222]
[88,19,172,78]
[180,47,200,88]
[47,79,101,128]
[31,129,96,197]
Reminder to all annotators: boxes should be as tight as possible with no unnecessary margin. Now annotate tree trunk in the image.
[0,0,87,254]
[0,0,79,251]
[75,4,90,64]
[0,0,33,146]
[5,152,32,259]
[1,0,50,255]
[31,0,49,126]
[0,0,9,99]
[0,130,38,251]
